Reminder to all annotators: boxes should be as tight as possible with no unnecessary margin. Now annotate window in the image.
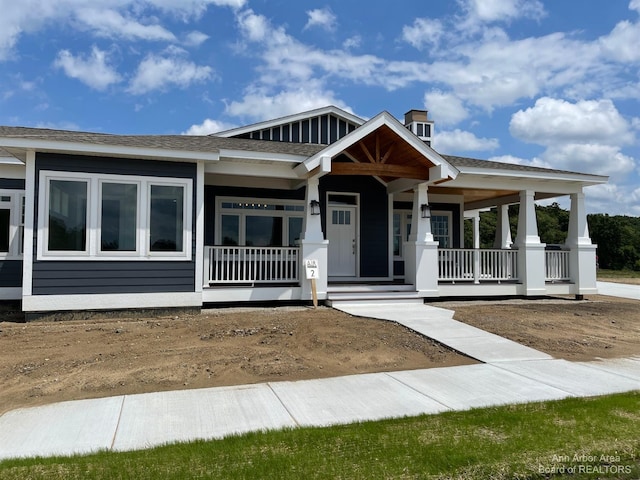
[0,190,26,259]
[39,171,192,260]
[48,180,87,252]
[431,213,452,248]
[100,182,138,252]
[217,198,304,247]
[150,185,184,252]
[393,211,412,258]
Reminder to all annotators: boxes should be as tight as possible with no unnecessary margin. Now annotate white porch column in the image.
[493,204,513,249]
[566,191,598,297]
[404,183,439,296]
[300,176,328,301]
[515,190,546,295]
[471,213,480,284]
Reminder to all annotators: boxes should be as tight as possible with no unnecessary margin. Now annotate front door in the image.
[327,205,357,276]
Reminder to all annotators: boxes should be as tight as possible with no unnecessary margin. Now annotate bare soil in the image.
[436,295,640,362]
[0,307,474,414]
[1,292,639,415]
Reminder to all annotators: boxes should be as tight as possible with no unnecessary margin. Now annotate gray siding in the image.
[0,178,25,190]
[32,153,196,296]
[0,260,22,287]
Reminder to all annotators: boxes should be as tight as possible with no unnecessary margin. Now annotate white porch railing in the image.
[545,250,571,281]
[205,246,300,284]
[438,249,519,283]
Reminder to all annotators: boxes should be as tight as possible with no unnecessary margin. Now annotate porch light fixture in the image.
[420,204,431,219]
[309,199,321,215]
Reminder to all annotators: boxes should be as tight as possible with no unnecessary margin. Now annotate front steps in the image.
[326,284,423,306]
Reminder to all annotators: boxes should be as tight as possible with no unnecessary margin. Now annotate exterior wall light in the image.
[420,204,431,219]
[309,199,321,215]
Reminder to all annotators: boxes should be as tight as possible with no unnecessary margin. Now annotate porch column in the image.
[471,213,480,284]
[300,176,329,301]
[404,183,439,296]
[566,191,598,297]
[493,204,513,249]
[515,190,546,295]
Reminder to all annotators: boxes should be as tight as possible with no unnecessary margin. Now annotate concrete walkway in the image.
[1,300,639,461]
[597,281,640,300]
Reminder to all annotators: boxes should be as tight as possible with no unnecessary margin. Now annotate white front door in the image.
[327,205,357,276]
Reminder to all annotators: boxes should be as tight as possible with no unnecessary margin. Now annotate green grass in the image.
[598,269,640,281]
[2,393,640,479]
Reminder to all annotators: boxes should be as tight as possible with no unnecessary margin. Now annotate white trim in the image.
[218,149,309,164]
[326,192,360,278]
[0,138,220,162]
[37,170,193,261]
[215,196,305,246]
[300,112,458,180]
[0,189,25,259]
[202,286,303,303]
[22,291,202,312]
[195,161,205,292]
[22,151,35,296]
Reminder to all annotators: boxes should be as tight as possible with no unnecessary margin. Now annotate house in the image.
[0,106,607,315]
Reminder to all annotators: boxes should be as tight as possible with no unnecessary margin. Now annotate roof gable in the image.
[214,105,365,145]
[296,111,458,184]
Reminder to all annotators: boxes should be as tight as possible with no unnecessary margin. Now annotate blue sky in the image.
[1,0,639,216]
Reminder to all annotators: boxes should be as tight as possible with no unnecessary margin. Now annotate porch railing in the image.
[205,246,300,284]
[438,248,519,283]
[545,250,571,281]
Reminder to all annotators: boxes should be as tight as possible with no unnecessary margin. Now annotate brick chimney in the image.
[404,109,434,147]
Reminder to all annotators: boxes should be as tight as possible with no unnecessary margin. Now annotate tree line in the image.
[466,203,640,271]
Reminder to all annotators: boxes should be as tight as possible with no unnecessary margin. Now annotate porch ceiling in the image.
[331,124,434,182]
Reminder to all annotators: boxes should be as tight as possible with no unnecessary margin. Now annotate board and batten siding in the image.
[32,153,197,296]
[0,178,25,288]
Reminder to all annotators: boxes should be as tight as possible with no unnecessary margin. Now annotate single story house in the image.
[0,106,607,314]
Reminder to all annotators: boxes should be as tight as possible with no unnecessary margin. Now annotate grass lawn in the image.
[598,269,640,281]
[1,392,639,479]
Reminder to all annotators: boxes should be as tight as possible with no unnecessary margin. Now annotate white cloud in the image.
[183,31,209,46]
[225,84,353,122]
[401,18,444,49]
[599,19,640,63]
[182,118,237,135]
[74,8,176,42]
[53,46,121,90]
[343,35,362,50]
[433,129,499,154]
[629,0,640,14]
[510,97,635,146]
[0,1,245,60]
[424,90,469,126]
[460,0,546,24]
[304,7,337,32]
[541,144,636,180]
[128,48,213,94]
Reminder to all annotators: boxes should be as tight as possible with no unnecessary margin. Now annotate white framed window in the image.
[393,210,412,258]
[431,212,452,248]
[38,171,192,261]
[393,209,452,255]
[216,197,304,247]
[0,190,25,259]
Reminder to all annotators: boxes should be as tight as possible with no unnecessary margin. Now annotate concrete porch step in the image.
[328,284,415,293]
[326,290,423,306]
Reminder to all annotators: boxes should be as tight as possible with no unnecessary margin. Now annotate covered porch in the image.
[200,112,603,304]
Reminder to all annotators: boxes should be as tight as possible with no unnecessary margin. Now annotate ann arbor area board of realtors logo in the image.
[539,453,633,476]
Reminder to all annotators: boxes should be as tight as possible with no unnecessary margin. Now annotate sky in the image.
[1,0,639,216]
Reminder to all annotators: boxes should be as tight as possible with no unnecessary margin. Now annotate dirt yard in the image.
[1,292,639,415]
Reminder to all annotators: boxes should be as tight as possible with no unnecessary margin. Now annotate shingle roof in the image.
[442,154,592,177]
[0,125,604,179]
[0,126,325,157]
